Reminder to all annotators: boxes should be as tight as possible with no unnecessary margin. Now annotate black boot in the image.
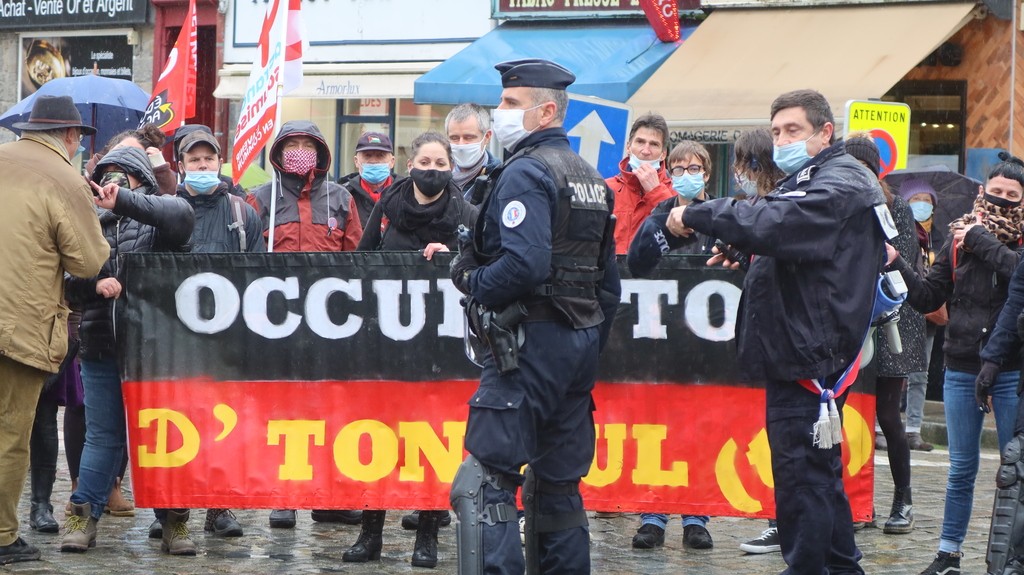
[411,511,442,568]
[29,400,59,534]
[342,510,385,562]
[883,485,914,534]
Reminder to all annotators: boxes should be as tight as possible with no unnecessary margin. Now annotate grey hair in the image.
[445,103,491,135]
[529,87,568,123]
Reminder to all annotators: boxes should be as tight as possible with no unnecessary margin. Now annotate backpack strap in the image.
[227,194,248,252]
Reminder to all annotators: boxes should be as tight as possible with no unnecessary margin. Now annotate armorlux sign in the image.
[119,252,876,519]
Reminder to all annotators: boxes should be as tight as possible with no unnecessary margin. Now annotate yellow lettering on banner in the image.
[583,423,626,487]
[745,429,774,488]
[267,420,325,480]
[137,408,201,468]
[714,438,763,513]
[398,421,466,482]
[334,420,398,482]
[842,404,872,476]
[631,424,688,487]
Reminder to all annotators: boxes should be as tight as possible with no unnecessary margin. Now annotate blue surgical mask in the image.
[909,201,933,222]
[184,171,220,194]
[75,144,85,157]
[672,172,705,200]
[773,132,817,175]
[361,163,391,184]
[628,154,662,171]
[735,174,758,197]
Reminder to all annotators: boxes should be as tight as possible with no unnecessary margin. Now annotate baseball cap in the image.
[355,132,393,154]
[179,130,221,155]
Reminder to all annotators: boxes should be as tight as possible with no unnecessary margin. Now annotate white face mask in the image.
[451,141,485,169]
[492,105,541,152]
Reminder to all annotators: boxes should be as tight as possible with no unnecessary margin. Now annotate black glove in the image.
[450,248,479,295]
[975,361,1000,413]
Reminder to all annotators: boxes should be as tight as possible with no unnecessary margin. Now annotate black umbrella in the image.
[884,165,981,249]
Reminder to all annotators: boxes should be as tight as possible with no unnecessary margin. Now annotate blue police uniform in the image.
[449,58,620,575]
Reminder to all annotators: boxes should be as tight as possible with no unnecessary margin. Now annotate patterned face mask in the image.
[100,170,129,188]
[283,148,318,175]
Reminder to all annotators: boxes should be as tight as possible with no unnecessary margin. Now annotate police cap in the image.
[495,58,575,90]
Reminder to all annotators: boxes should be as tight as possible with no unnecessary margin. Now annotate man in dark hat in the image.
[0,95,108,565]
[449,58,620,574]
[172,124,246,198]
[337,130,396,229]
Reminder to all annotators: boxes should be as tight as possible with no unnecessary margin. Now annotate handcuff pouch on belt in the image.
[463,296,528,374]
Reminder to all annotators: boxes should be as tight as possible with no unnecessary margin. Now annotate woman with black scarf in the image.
[357,131,478,257]
[347,131,477,569]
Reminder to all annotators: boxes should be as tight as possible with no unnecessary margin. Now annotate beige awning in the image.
[628,2,977,128]
[213,62,442,100]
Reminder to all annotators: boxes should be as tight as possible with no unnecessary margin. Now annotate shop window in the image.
[883,80,966,173]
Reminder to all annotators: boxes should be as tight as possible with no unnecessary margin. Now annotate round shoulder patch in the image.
[502,200,527,228]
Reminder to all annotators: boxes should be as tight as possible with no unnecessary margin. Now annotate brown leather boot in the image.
[105,478,135,517]
[160,510,197,556]
[60,502,97,552]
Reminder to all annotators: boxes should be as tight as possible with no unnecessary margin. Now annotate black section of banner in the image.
[118,252,876,391]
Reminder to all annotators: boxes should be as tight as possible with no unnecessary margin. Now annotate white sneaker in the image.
[519,516,526,546]
[739,527,780,554]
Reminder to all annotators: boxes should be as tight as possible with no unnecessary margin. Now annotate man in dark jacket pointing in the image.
[667,89,887,575]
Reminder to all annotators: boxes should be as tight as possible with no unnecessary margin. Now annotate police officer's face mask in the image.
[773,131,818,175]
[493,104,542,152]
[410,168,453,198]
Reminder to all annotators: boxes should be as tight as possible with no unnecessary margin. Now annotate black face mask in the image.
[984,192,1021,209]
[410,168,452,198]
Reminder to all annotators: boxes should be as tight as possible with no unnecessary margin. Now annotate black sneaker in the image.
[631,524,665,549]
[739,526,780,554]
[919,551,962,575]
[0,537,41,565]
[683,524,714,550]
[204,509,243,537]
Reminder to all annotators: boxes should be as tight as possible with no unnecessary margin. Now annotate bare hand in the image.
[634,162,661,193]
[145,146,162,157]
[90,180,120,210]
[885,242,899,266]
[706,245,740,270]
[665,206,693,238]
[95,277,122,299]
[423,243,449,261]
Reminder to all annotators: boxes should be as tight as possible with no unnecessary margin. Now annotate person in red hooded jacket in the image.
[248,120,363,252]
[606,113,676,254]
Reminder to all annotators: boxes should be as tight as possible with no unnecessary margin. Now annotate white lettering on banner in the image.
[373,280,429,342]
[174,275,738,343]
[683,280,740,342]
[243,277,303,339]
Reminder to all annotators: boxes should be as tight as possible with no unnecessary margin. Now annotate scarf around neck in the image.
[949,194,1024,244]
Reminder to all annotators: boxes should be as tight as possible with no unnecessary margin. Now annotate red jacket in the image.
[606,157,674,254]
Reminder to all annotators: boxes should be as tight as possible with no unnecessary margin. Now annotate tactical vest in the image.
[484,146,612,330]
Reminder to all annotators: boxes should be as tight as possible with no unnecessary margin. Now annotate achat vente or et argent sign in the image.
[118,252,877,519]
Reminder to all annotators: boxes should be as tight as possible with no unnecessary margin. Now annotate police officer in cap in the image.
[449,59,620,574]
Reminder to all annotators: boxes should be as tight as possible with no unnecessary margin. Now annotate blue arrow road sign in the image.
[564,95,633,179]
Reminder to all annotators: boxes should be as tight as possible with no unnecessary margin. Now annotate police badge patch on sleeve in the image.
[502,200,527,228]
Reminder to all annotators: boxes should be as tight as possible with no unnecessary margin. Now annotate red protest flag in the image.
[640,0,681,43]
[139,0,197,134]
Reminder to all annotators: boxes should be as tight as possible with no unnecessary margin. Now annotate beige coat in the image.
[0,137,107,373]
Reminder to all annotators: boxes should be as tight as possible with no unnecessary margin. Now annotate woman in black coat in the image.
[357,131,478,258]
[348,131,477,569]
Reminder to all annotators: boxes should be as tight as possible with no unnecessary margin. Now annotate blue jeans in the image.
[938,368,1019,552]
[905,327,935,432]
[639,514,709,530]
[71,358,126,521]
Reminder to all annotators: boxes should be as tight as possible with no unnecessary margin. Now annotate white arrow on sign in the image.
[568,110,615,167]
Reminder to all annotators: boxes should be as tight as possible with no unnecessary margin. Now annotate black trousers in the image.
[766,380,864,575]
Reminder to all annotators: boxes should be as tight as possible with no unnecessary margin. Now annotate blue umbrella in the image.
[0,75,150,157]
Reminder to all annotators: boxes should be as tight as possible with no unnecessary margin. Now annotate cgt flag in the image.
[640,0,681,42]
[139,0,197,134]
[231,0,304,184]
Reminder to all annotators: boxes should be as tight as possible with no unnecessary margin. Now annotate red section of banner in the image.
[123,378,874,520]
[639,0,681,42]
[139,0,196,134]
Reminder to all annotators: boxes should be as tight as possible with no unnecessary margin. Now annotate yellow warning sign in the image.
[844,100,912,177]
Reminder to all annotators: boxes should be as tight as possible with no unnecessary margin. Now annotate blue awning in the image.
[414,22,694,106]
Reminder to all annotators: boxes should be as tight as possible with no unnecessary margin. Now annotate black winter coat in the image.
[357,177,478,252]
[339,173,392,230]
[178,183,266,253]
[66,147,194,360]
[894,223,1023,374]
[683,142,887,381]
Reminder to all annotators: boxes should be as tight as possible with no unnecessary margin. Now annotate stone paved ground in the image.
[2,436,1002,574]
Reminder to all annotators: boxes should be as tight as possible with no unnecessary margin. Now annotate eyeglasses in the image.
[669,164,704,177]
